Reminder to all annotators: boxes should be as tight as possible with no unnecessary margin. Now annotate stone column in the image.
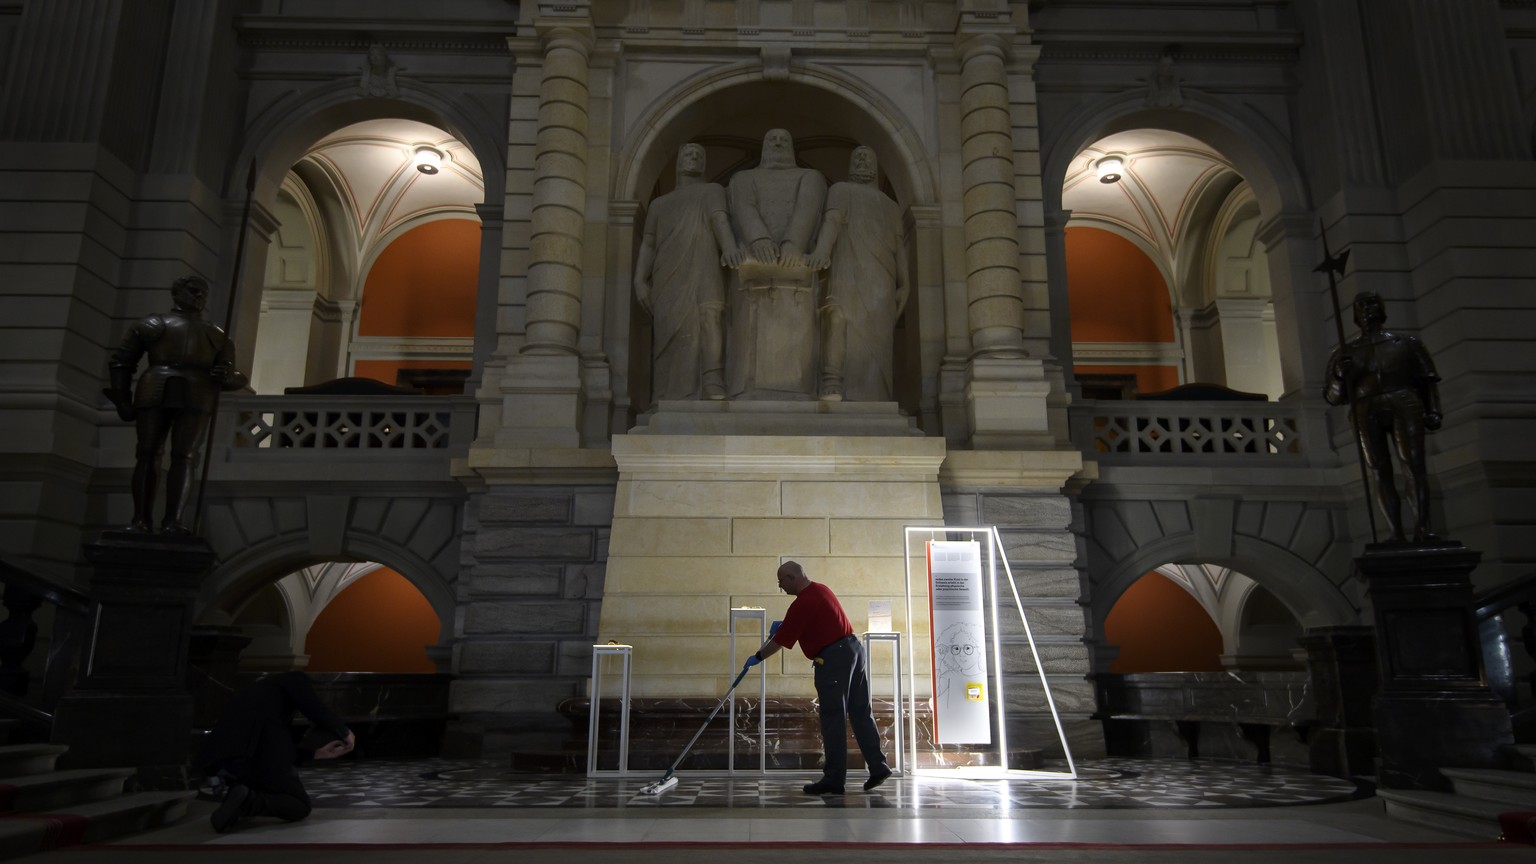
[954,30,1026,358]
[1042,209,1074,372]
[220,199,280,380]
[1213,297,1274,396]
[522,25,592,358]
[470,202,505,393]
[1254,214,1332,402]
[493,19,595,449]
[951,20,1055,450]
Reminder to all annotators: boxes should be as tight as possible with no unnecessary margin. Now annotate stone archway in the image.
[220,80,507,376]
[197,495,461,634]
[1041,92,1326,399]
[1081,496,1360,644]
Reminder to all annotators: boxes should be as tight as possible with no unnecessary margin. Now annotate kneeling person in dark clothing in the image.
[197,671,355,832]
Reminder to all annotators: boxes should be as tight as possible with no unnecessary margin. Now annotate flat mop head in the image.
[638,775,678,796]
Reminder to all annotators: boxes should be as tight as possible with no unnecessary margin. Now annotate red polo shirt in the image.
[772,581,854,660]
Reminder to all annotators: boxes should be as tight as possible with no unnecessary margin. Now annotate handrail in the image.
[1474,571,1536,621]
[1473,572,1536,720]
[0,552,90,617]
[0,550,93,723]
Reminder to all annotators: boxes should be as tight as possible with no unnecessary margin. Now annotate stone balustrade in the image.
[1070,400,1306,462]
[220,394,478,458]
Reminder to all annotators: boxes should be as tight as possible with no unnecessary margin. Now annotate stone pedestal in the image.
[1358,544,1514,790]
[600,402,944,701]
[1299,625,1377,777]
[52,533,212,788]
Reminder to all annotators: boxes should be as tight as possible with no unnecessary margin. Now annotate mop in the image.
[638,663,753,795]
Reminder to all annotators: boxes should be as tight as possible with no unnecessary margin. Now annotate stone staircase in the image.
[0,723,194,858]
[1378,745,1536,840]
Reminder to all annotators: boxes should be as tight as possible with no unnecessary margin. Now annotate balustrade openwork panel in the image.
[233,402,452,450]
[1074,402,1305,461]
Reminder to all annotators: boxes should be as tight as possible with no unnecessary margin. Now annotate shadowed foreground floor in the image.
[18,759,1530,863]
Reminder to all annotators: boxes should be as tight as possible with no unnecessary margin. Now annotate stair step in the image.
[0,790,194,861]
[0,745,68,780]
[0,769,133,814]
[1441,768,1536,808]
[1378,788,1511,840]
[1508,744,1536,771]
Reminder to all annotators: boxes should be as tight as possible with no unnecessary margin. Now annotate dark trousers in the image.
[218,725,314,822]
[813,636,889,784]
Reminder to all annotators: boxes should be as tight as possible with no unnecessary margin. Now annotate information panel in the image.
[927,540,990,744]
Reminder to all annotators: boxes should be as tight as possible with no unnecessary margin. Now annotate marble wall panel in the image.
[983,495,1072,528]
[464,601,585,635]
[468,565,563,596]
[473,526,596,559]
[459,640,556,674]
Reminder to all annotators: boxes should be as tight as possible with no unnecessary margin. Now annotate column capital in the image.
[1254,211,1314,254]
[536,20,595,57]
[474,202,505,228]
[954,29,1011,63]
[1045,209,1073,232]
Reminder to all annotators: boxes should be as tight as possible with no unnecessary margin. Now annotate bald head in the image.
[776,560,811,595]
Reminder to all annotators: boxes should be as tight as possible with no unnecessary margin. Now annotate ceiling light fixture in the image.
[1095,156,1125,184]
[413,145,444,175]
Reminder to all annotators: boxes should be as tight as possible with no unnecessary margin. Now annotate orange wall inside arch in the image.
[1067,226,1179,394]
[1066,227,1175,343]
[1104,571,1224,673]
[357,219,479,338]
[304,567,439,673]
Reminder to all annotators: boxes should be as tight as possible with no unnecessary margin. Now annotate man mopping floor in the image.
[745,560,892,795]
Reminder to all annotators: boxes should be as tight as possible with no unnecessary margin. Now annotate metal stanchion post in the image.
[587,643,633,777]
[863,631,904,776]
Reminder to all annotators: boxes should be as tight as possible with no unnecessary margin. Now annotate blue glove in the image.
[770,620,783,636]
[744,653,762,669]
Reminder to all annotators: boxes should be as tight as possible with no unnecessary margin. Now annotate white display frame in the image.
[903,526,1078,781]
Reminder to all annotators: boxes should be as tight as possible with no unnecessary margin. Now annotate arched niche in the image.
[611,75,940,426]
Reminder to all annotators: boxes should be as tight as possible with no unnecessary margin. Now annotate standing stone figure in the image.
[726,129,828,400]
[807,146,910,402]
[104,276,247,536]
[634,143,742,402]
[1323,292,1443,544]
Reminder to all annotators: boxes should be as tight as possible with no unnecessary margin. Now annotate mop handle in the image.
[666,664,753,774]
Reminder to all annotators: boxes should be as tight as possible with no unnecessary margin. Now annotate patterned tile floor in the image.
[297,758,1364,810]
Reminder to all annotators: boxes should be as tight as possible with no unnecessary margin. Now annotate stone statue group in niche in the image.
[634,130,910,405]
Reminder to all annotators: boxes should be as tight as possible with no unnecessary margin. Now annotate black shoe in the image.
[863,764,892,791]
[803,779,844,796]
[211,784,251,833]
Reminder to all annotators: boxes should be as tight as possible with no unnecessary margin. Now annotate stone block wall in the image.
[447,483,613,756]
[940,488,1103,759]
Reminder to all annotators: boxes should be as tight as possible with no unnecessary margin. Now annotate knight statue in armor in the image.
[1323,291,1443,544]
[104,276,247,536]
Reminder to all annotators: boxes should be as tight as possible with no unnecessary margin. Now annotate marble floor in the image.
[22,758,1526,864]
